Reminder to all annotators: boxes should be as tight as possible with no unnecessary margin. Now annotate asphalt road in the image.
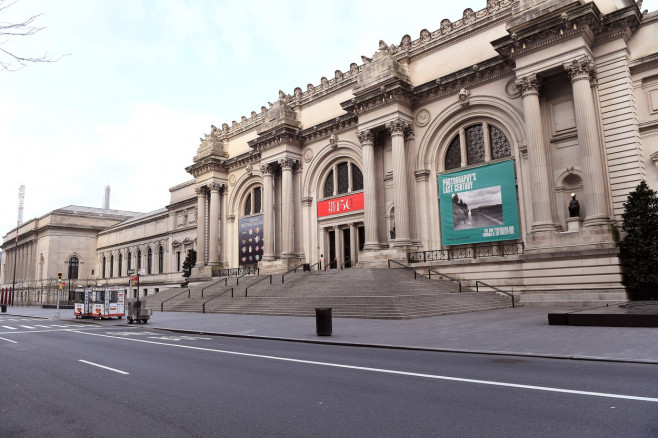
[1,319,657,437]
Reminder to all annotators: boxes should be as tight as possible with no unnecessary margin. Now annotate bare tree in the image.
[0,0,61,71]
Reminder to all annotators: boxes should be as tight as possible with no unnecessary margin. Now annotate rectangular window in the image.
[176,252,181,271]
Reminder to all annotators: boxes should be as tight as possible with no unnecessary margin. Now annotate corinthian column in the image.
[386,118,412,247]
[261,164,275,261]
[195,186,207,267]
[564,58,610,226]
[515,74,556,232]
[208,182,222,266]
[280,158,295,257]
[357,129,380,250]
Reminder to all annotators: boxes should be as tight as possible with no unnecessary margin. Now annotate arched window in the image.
[147,247,153,275]
[102,256,106,279]
[243,186,262,216]
[444,123,511,170]
[322,161,363,198]
[137,249,142,270]
[110,255,114,278]
[158,246,164,274]
[127,251,132,272]
[118,253,123,277]
[68,256,79,280]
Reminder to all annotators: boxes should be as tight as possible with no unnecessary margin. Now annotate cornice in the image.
[630,53,658,75]
[185,156,229,178]
[247,126,301,152]
[226,150,262,171]
[340,80,414,117]
[492,3,642,60]
[414,56,514,106]
[299,113,358,143]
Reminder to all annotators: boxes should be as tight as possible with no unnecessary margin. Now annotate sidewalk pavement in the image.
[3,305,657,364]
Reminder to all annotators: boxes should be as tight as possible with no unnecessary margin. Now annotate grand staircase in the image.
[144,267,514,319]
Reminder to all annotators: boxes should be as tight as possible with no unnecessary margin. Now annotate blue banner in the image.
[238,214,264,265]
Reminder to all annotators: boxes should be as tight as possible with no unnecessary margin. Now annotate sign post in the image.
[56,272,63,319]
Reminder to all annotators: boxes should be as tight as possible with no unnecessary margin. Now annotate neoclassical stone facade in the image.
[3,0,658,304]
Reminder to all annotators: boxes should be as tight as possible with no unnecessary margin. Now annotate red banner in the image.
[317,192,364,218]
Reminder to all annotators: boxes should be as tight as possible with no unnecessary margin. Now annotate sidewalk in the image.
[4,305,658,364]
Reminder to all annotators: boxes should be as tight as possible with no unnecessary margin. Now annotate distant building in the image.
[2,0,658,305]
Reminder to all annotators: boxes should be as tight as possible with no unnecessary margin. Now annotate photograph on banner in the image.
[438,160,520,246]
[238,214,264,266]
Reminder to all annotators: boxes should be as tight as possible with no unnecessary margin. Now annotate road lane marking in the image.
[73,330,658,404]
[0,336,17,343]
[79,360,129,375]
[19,325,36,329]
[1,326,17,330]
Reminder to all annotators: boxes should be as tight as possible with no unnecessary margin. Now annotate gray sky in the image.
[0,0,655,239]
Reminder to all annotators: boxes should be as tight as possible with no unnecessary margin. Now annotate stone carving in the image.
[208,182,223,193]
[400,34,411,50]
[350,63,359,74]
[303,148,313,163]
[245,164,252,175]
[568,193,581,217]
[194,186,207,196]
[386,119,412,135]
[329,133,338,148]
[378,40,389,54]
[487,0,499,13]
[260,163,274,176]
[463,8,476,24]
[361,55,372,64]
[415,109,430,127]
[279,157,296,170]
[440,19,452,34]
[356,129,374,145]
[293,87,302,99]
[458,87,471,106]
[514,75,540,95]
[228,174,236,186]
[564,58,596,82]
[420,29,431,42]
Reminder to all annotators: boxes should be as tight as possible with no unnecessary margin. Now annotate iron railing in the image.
[282,263,306,284]
[475,280,515,308]
[244,275,272,297]
[387,259,418,279]
[160,289,189,312]
[427,269,462,293]
[408,242,525,263]
[202,287,234,313]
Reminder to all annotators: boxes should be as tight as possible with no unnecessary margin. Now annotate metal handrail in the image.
[475,280,515,308]
[428,269,462,293]
[324,258,338,271]
[244,275,272,297]
[202,287,234,313]
[340,257,351,270]
[387,259,417,280]
[160,289,189,312]
[282,263,305,284]
[309,262,321,271]
[201,278,227,298]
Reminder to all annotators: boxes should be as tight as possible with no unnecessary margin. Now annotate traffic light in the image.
[57,272,63,284]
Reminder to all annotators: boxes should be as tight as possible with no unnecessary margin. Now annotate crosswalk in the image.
[0,317,77,332]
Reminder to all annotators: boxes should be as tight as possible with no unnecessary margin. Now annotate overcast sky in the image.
[1,0,656,240]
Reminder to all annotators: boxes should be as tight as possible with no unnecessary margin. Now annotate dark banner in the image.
[238,214,264,265]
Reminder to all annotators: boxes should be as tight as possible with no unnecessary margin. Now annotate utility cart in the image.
[127,299,152,324]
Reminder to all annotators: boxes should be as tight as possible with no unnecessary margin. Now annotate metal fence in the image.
[408,242,524,263]
[211,266,259,277]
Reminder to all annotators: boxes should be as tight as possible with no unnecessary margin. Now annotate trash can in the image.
[315,307,332,336]
[1,304,6,313]
[303,263,311,272]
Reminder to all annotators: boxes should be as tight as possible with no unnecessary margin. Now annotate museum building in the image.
[2,0,658,305]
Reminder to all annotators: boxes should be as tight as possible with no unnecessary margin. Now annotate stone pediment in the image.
[354,45,411,95]
[257,99,301,136]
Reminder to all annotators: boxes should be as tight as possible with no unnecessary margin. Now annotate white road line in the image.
[19,325,36,329]
[0,336,17,343]
[78,360,129,375]
[73,330,658,404]
[1,326,17,330]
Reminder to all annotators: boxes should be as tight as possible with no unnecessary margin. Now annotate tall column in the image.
[387,119,412,247]
[280,158,295,257]
[220,187,227,265]
[195,186,207,267]
[565,58,610,226]
[334,225,341,267]
[208,183,222,266]
[349,222,358,265]
[261,163,276,261]
[515,74,556,232]
[319,227,327,269]
[357,129,381,250]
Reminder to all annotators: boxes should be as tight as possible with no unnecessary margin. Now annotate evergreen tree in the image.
[181,249,196,286]
[620,181,658,300]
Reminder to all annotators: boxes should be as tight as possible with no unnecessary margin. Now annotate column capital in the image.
[194,186,207,196]
[208,182,224,193]
[515,74,540,96]
[564,57,596,83]
[279,157,297,171]
[260,163,275,176]
[356,129,374,146]
[385,119,412,136]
